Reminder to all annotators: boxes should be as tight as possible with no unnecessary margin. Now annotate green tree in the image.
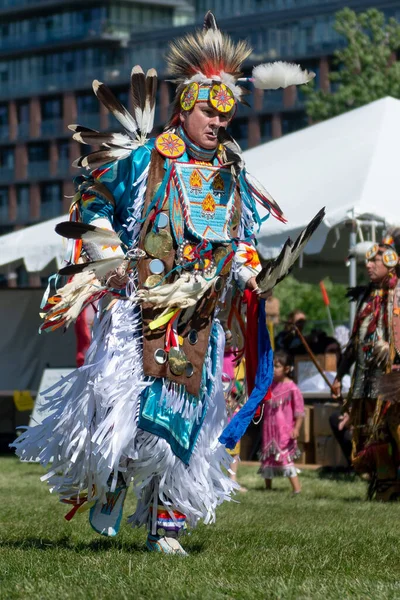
[273,276,349,331]
[304,7,400,122]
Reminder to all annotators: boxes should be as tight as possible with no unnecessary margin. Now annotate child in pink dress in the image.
[259,350,305,494]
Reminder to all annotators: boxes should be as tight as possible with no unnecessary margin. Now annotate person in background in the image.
[332,232,400,500]
[275,310,307,354]
[259,350,305,494]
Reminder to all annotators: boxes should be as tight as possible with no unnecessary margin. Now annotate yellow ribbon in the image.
[149,308,179,331]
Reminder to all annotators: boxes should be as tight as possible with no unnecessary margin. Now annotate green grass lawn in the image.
[1,456,400,600]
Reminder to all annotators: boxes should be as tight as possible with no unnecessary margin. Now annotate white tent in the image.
[0,214,67,276]
[246,96,400,286]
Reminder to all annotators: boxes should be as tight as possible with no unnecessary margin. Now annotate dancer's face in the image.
[180,102,232,149]
[366,252,389,283]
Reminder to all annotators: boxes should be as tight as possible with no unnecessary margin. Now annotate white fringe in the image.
[13,301,235,529]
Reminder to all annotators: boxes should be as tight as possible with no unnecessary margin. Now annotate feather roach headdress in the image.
[166,11,315,121]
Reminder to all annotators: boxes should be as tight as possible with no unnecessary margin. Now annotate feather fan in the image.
[71,68,158,171]
[256,208,325,292]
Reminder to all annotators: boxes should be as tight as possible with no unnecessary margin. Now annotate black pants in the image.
[329,409,352,467]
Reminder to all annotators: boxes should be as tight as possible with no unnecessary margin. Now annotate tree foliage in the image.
[304,8,400,122]
[273,275,349,329]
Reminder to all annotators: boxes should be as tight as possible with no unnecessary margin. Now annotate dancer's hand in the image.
[331,378,341,399]
[106,261,130,289]
[338,412,350,431]
[246,277,272,300]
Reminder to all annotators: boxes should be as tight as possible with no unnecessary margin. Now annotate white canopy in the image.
[1,96,399,278]
[247,96,400,281]
[0,214,67,275]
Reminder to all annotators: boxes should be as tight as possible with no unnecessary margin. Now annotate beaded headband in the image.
[180,82,235,113]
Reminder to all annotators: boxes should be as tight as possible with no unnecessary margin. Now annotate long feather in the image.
[72,130,133,148]
[59,256,124,279]
[55,221,122,247]
[68,124,99,135]
[74,148,131,170]
[256,208,325,292]
[142,68,157,136]
[130,65,146,131]
[203,11,218,30]
[93,80,137,134]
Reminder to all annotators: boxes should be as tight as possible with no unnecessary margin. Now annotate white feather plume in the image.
[252,61,315,90]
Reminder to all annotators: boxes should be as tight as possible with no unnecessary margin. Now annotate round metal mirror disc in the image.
[149,259,165,275]
[185,362,194,378]
[144,230,173,259]
[214,276,224,293]
[154,348,167,365]
[188,329,198,345]
[156,213,169,229]
[144,274,163,289]
[214,246,231,275]
[169,348,187,376]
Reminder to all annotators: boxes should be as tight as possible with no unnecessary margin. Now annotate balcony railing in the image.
[0,20,132,53]
[41,119,65,136]
[0,0,183,11]
[27,161,50,180]
[0,166,14,182]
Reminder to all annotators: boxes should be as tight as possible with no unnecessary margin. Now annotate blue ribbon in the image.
[219,299,274,449]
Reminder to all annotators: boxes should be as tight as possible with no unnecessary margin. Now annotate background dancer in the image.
[332,231,400,500]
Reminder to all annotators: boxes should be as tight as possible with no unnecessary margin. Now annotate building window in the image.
[260,116,272,143]
[228,119,248,150]
[282,112,308,135]
[17,185,30,223]
[41,182,62,220]
[77,92,98,114]
[0,147,14,169]
[17,101,29,122]
[0,187,8,223]
[28,143,49,162]
[0,104,8,125]
[58,140,69,161]
[17,100,30,138]
[41,96,62,120]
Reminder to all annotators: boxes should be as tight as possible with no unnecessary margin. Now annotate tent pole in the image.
[349,221,357,328]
